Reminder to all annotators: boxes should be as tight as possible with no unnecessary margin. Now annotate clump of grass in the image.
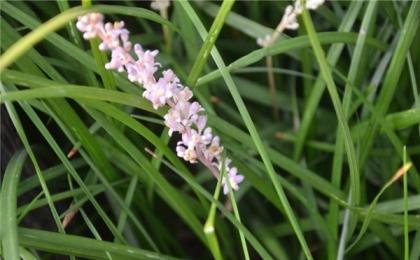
[1,1,419,259]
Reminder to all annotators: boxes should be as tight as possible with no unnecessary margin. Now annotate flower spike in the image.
[77,12,244,194]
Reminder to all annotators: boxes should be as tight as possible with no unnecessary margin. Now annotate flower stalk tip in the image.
[256,0,325,47]
[391,163,412,182]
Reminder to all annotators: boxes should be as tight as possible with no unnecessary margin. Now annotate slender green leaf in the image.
[1,151,27,260]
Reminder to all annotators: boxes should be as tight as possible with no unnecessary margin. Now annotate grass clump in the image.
[1,1,419,259]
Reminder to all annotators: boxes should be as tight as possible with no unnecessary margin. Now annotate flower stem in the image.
[266,56,279,120]
[220,155,249,260]
[160,7,172,54]
[403,146,409,260]
[204,177,223,260]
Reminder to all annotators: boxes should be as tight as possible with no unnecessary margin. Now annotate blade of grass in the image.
[187,0,235,87]
[328,64,420,186]
[359,1,420,169]
[0,19,43,76]
[18,228,178,260]
[1,83,65,235]
[1,151,27,260]
[17,191,44,224]
[197,31,385,87]
[410,232,420,260]
[5,88,129,244]
[0,82,158,115]
[1,4,125,191]
[56,0,83,46]
[18,159,86,196]
[18,183,116,219]
[328,1,378,258]
[301,5,361,240]
[147,128,170,203]
[116,175,139,241]
[18,247,37,260]
[294,1,363,161]
[56,0,99,87]
[25,103,160,249]
[391,0,420,138]
[230,66,316,79]
[0,5,87,70]
[272,207,420,237]
[368,221,401,257]
[404,146,409,260]
[1,3,178,74]
[195,1,273,40]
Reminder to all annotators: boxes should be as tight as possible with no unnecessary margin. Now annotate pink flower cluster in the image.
[76,13,244,194]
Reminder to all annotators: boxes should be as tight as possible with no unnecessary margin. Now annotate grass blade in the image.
[187,0,235,87]
[1,151,27,260]
[18,228,178,259]
[329,1,378,257]
[293,1,363,161]
[301,5,360,239]
[359,0,420,168]
[0,5,86,70]
[404,146,409,260]
[1,83,65,234]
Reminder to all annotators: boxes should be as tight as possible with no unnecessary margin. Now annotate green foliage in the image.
[1,1,419,259]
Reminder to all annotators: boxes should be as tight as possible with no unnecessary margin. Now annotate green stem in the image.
[266,56,279,120]
[160,7,172,54]
[404,146,409,260]
[220,157,250,260]
[204,177,223,260]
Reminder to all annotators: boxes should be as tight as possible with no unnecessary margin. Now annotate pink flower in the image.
[174,88,193,103]
[200,127,212,145]
[176,130,203,163]
[203,136,223,161]
[105,46,133,72]
[164,101,203,136]
[176,144,198,163]
[126,44,159,86]
[143,69,180,109]
[76,13,104,40]
[222,167,244,195]
[98,21,131,51]
[195,115,207,132]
